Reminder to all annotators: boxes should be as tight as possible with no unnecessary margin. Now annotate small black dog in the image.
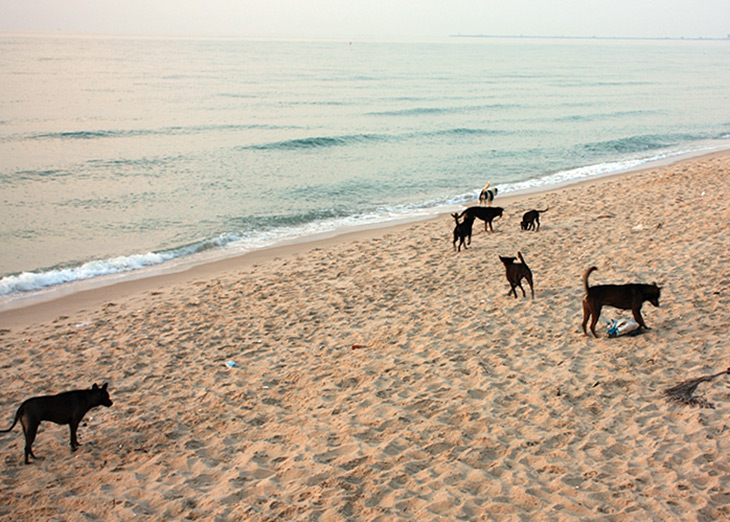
[479,184,498,206]
[1,383,113,464]
[581,266,661,337]
[459,206,504,233]
[521,208,548,231]
[499,251,534,299]
[452,212,475,252]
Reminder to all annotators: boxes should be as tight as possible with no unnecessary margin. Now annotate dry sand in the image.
[1,151,729,521]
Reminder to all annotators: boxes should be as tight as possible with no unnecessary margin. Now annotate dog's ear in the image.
[101,383,108,390]
[92,383,99,390]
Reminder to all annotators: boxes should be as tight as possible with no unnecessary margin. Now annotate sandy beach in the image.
[1,151,729,521]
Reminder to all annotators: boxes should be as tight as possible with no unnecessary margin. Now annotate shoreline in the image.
[1,146,728,331]
[1,147,729,520]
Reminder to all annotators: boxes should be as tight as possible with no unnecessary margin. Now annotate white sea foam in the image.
[1,143,725,299]
[0,252,177,295]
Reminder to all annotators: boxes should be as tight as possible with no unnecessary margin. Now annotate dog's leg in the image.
[526,273,534,299]
[589,304,601,337]
[517,281,526,298]
[69,417,82,451]
[535,217,540,231]
[21,419,39,464]
[581,299,590,335]
[631,306,649,330]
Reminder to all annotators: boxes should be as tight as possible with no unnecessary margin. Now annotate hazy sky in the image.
[1,0,729,40]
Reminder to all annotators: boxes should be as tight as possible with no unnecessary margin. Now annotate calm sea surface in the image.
[1,35,729,298]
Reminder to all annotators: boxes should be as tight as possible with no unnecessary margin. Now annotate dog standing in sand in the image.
[521,208,548,231]
[1,383,113,464]
[499,251,534,299]
[479,183,498,206]
[459,206,504,233]
[451,212,475,252]
[581,266,661,337]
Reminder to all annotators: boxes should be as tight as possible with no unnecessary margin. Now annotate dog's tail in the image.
[538,208,549,213]
[0,407,21,433]
[517,251,526,265]
[583,266,598,294]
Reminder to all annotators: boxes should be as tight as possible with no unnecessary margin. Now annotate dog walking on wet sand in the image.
[581,266,661,337]
[1,383,113,464]
[479,183,498,206]
[499,251,534,299]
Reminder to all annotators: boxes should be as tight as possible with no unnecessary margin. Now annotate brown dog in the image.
[581,266,661,337]
[499,251,534,299]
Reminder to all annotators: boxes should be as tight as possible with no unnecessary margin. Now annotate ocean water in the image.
[1,35,729,299]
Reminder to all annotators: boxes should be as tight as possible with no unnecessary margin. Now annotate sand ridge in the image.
[0,153,729,520]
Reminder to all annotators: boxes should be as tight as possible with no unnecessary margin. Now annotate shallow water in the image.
[1,35,729,295]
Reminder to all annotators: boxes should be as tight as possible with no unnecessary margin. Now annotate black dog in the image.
[499,251,534,299]
[581,266,661,337]
[452,212,475,252]
[479,184,498,206]
[459,206,503,233]
[1,383,112,464]
[521,208,548,231]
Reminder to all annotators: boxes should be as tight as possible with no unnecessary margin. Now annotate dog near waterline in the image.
[581,266,661,337]
[521,208,548,231]
[451,212,475,252]
[1,383,113,464]
[499,251,534,299]
[479,183,498,206]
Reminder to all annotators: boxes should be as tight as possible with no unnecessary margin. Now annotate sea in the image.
[1,34,730,303]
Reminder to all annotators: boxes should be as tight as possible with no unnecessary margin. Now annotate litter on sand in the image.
[606,318,641,338]
[663,367,730,408]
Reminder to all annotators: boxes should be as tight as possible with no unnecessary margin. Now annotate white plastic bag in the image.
[607,318,640,338]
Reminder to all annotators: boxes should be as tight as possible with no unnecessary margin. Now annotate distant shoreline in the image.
[451,34,730,42]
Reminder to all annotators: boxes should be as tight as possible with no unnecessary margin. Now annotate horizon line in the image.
[451,34,730,42]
